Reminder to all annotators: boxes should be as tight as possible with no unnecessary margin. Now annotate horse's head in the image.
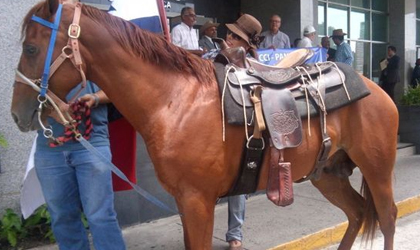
[11,0,85,132]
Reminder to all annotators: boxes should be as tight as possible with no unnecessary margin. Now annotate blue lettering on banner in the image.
[257,47,327,65]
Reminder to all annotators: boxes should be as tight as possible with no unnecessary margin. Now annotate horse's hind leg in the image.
[311,172,365,250]
[348,148,397,250]
[175,191,217,250]
[345,79,398,250]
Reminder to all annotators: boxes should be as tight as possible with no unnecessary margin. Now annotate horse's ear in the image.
[45,0,60,16]
[60,0,80,4]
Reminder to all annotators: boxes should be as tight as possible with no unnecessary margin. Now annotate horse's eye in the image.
[24,44,38,56]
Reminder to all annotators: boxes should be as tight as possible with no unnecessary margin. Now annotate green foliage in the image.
[0,133,7,148]
[23,205,55,243]
[0,209,22,247]
[0,205,55,248]
[400,86,420,106]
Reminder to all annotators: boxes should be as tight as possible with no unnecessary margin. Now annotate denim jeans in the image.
[226,194,246,242]
[35,146,126,250]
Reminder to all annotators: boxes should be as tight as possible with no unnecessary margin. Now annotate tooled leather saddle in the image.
[215,47,371,206]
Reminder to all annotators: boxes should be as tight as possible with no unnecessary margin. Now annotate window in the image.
[372,13,387,42]
[372,43,388,82]
[330,0,349,4]
[319,0,388,79]
[372,0,387,12]
[318,3,326,36]
[327,4,348,36]
[351,41,370,77]
[352,0,370,9]
[417,21,420,46]
[350,9,370,40]
[417,0,420,45]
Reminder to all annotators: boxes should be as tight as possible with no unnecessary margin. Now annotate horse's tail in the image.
[360,177,378,243]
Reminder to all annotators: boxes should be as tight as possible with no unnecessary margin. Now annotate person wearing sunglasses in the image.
[216,14,263,250]
[203,13,263,63]
[171,7,205,56]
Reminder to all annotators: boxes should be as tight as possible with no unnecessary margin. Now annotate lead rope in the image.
[46,101,178,214]
[48,101,92,147]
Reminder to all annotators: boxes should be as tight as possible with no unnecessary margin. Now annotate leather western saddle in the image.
[215,47,370,207]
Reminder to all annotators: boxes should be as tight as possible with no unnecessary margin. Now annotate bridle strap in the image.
[31,2,85,100]
[31,4,63,97]
[69,2,83,66]
[15,71,73,126]
[65,2,87,103]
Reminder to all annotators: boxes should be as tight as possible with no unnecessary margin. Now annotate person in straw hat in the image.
[198,20,220,51]
[330,28,353,65]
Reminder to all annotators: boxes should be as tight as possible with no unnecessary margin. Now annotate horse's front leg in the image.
[175,189,217,250]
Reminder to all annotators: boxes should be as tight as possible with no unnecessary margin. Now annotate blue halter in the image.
[31,4,63,98]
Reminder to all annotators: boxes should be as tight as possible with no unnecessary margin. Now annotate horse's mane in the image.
[21,1,216,85]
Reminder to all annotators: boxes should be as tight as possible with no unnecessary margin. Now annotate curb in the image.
[267,195,420,250]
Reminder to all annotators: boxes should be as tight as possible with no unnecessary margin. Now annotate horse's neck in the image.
[87,53,201,135]
[78,17,215,142]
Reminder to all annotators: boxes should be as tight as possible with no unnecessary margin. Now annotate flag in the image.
[257,47,327,65]
[109,0,170,39]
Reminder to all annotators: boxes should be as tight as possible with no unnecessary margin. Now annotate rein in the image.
[49,101,93,147]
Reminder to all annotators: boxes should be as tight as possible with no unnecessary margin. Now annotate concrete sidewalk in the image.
[122,154,420,250]
[30,154,420,250]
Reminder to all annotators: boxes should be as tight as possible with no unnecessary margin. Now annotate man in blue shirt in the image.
[331,29,353,65]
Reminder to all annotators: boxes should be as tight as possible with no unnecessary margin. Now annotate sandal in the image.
[228,240,243,250]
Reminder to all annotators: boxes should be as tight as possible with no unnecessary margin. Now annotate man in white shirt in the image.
[171,7,204,56]
[260,15,290,49]
[297,25,316,48]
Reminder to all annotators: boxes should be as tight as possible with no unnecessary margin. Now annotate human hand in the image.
[79,93,99,108]
[212,37,228,49]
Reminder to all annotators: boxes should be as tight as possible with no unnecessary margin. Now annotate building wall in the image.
[0,0,39,216]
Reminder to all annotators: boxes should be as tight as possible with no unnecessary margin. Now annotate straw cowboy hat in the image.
[331,29,347,37]
[225,14,262,49]
[199,20,220,34]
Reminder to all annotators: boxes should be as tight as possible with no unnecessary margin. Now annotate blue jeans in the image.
[226,194,246,242]
[35,146,126,250]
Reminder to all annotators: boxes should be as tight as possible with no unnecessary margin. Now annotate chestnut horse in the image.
[11,1,398,249]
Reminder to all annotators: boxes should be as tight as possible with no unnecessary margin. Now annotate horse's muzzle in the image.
[11,109,41,132]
